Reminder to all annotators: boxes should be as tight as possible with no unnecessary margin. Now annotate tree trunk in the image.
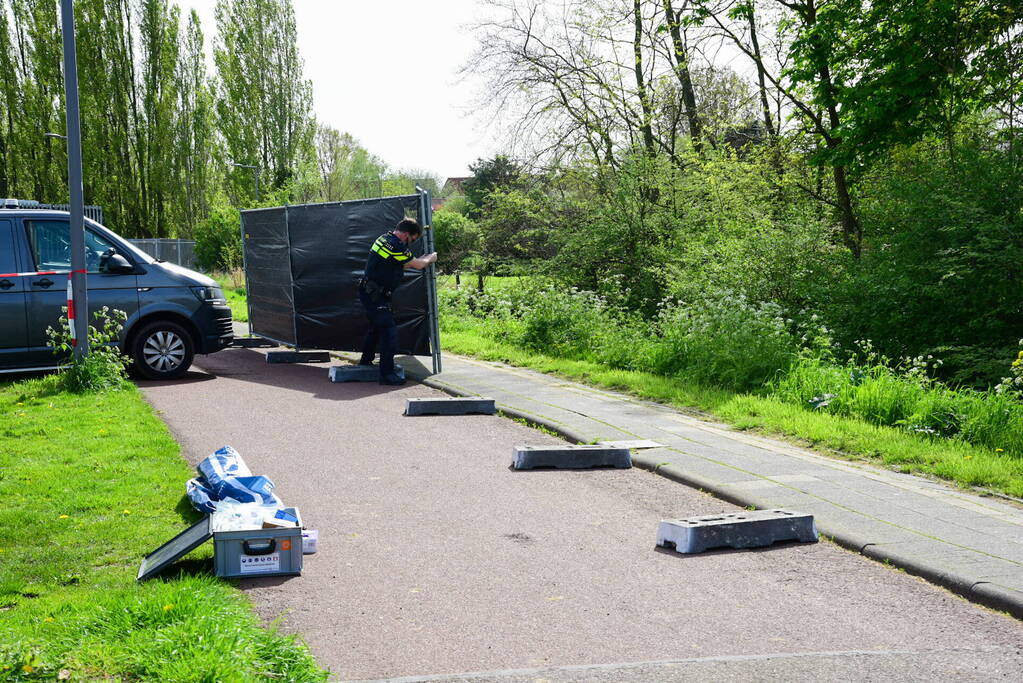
[747,7,776,137]
[662,0,702,150]
[633,0,656,158]
[832,164,861,257]
[805,0,862,258]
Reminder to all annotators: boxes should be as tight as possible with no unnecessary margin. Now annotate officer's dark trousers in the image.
[358,290,398,377]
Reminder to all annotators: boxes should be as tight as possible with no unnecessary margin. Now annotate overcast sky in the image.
[180,0,498,180]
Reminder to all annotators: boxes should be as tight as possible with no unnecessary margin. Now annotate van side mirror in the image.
[100,249,134,274]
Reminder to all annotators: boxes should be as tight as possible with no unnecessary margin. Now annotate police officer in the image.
[358,217,437,385]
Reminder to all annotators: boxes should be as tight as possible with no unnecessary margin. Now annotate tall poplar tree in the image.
[172,9,216,236]
[213,0,314,204]
[2,0,66,202]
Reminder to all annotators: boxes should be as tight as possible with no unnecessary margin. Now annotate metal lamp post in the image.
[60,0,88,359]
[230,162,260,203]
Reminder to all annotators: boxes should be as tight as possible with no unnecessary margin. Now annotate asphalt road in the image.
[138,347,1023,682]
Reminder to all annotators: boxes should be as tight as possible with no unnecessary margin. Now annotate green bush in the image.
[772,343,1023,456]
[432,209,479,273]
[45,307,130,393]
[647,292,797,391]
[193,204,242,272]
[516,286,610,359]
[820,138,1023,385]
[444,281,1023,458]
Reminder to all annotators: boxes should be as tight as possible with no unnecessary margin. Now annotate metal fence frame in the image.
[240,191,442,373]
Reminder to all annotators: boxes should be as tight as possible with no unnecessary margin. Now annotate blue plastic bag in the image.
[186,446,283,513]
[197,445,252,490]
[218,475,280,506]
[186,477,218,514]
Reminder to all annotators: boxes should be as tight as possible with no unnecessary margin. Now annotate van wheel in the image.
[131,321,195,380]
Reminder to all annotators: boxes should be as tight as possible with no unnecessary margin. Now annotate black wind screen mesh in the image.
[241,195,433,355]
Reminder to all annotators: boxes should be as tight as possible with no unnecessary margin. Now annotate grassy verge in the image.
[442,317,1023,498]
[212,271,248,323]
[0,375,325,681]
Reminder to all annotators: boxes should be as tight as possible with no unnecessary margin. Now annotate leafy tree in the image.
[173,9,218,237]
[821,135,1023,386]
[0,0,66,201]
[0,0,223,238]
[810,0,1022,167]
[431,208,479,274]
[462,154,522,218]
[477,188,555,267]
[214,0,314,204]
[193,198,242,272]
[311,124,388,201]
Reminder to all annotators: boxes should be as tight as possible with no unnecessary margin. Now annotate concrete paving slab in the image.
[598,440,663,449]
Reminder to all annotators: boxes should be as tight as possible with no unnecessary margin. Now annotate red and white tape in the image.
[66,274,76,345]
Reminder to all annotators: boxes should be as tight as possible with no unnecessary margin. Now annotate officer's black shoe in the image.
[379,373,406,386]
[358,359,375,366]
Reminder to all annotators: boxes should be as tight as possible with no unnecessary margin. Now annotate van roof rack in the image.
[2,198,41,209]
[1,199,104,223]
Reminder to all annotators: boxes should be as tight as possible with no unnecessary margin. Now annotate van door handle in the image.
[0,279,12,289]
[32,278,54,288]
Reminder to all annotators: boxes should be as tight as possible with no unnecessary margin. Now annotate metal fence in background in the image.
[130,238,198,271]
[42,203,104,223]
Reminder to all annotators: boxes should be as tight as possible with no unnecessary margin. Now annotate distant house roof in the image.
[441,177,472,195]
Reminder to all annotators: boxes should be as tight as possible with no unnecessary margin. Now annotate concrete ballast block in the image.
[657,509,818,554]
[513,444,632,470]
[405,397,497,416]
[231,337,275,348]
[328,364,404,383]
[266,350,331,364]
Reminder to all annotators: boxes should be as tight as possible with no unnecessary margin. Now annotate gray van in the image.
[0,207,233,379]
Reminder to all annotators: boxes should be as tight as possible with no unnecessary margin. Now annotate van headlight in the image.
[190,286,227,305]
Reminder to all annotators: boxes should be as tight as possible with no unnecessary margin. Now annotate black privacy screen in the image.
[241,195,433,355]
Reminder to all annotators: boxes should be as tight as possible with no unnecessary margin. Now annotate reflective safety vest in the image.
[364,232,412,291]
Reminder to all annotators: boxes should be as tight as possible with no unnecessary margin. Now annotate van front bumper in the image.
[194,304,234,353]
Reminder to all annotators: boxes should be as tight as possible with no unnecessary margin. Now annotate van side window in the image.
[0,221,17,274]
[25,220,117,273]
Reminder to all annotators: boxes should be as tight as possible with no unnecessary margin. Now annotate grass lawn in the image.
[0,375,325,681]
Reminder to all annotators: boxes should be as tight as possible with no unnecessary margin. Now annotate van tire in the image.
[131,320,195,380]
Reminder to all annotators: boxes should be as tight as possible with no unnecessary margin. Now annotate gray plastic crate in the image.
[213,507,304,578]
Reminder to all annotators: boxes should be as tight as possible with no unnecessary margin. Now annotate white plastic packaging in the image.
[211,501,282,532]
[302,529,318,554]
